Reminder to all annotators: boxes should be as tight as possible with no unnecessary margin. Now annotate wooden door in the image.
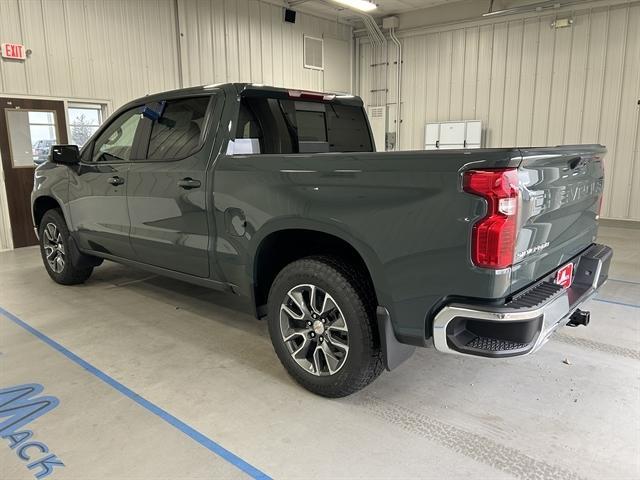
[0,98,68,247]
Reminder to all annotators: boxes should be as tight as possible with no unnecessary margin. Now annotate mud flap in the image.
[377,306,415,371]
[68,236,103,269]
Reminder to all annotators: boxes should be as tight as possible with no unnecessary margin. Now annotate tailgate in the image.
[511,145,606,293]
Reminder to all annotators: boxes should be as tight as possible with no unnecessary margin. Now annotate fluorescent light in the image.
[332,0,377,12]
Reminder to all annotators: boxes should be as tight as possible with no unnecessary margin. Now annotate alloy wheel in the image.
[279,284,350,376]
[43,222,65,273]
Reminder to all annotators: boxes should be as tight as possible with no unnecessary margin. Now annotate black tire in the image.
[39,209,93,285]
[267,256,384,397]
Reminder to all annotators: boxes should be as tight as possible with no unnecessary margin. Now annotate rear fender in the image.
[249,216,393,310]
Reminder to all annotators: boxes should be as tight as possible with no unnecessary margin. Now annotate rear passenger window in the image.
[234,98,294,154]
[146,97,210,160]
[233,97,372,155]
[234,101,263,154]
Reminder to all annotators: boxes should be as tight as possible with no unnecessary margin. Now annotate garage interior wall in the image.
[358,0,640,221]
[0,0,351,110]
[0,0,179,111]
[177,0,352,92]
[0,0,352,250]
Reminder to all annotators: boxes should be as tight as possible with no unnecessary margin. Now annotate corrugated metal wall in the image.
[0,0,180,110]
[0,0,352,250]
[358,1,640,221]
[177,0,352,91]
[0,0,352,110]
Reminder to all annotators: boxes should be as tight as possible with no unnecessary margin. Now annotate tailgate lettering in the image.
[516,241,549,260]
[560,179,603,205]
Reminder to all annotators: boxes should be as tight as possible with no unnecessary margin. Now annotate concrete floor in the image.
[1,225,638,480]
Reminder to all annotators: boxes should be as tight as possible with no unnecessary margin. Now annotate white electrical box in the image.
[368,106,386,152]
[382,16,400,29]
[424,120,482,150]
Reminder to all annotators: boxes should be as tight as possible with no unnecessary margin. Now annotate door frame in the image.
[0,94,112,250]
[1,93,113,148]
[0,97,68,248]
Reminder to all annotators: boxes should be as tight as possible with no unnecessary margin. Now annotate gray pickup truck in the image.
[32,83,612,397]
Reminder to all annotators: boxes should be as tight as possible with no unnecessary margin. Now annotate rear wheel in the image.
[267,256,383,397]
[39,209,93,285]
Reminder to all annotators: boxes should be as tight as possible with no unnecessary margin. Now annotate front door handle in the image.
[177,178,201,190]
[108,176,125,186]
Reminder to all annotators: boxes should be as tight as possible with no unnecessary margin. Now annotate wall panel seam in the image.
[39,0,54,95]
[604,5,630,217]
[561,14,576,143]
[528,17,541,146]
[595,8,610,142]
[578,10,593,142]
[15,0,30,93]
[544,21,557,145]
[514,20,525,146]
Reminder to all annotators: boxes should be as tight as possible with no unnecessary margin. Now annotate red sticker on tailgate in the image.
[555,263,574,289]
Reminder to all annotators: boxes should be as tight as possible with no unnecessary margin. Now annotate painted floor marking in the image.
[593,297,640,309]
[0,306,271,480]
[608,278,640,286]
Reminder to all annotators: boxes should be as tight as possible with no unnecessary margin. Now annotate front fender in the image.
[32,163,71,234]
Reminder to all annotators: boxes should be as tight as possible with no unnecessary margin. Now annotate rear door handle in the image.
[177,178,201,189]
[108,176,125,186]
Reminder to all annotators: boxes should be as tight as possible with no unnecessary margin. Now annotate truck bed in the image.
[215,144,605,346]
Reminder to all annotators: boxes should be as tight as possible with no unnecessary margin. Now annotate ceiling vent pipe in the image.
[384,16,402,150]
[483,0,585,17]
[356,12,387,108]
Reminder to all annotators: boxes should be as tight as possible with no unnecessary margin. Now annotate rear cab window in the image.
[232,94,372,155]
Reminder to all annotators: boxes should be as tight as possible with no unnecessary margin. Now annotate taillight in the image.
[463,168,520,269]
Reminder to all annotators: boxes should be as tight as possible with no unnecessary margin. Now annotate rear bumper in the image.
[432,243,612,358]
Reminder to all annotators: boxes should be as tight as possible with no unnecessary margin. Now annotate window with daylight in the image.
[68,104,103,147]
[5,110,58,166]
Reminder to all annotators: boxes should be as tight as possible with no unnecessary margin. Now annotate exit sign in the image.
[1,43,26,60]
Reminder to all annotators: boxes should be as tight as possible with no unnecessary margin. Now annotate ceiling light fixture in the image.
[332,0,377,13]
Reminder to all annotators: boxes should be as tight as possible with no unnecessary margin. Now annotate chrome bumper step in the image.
[432,243,613,358]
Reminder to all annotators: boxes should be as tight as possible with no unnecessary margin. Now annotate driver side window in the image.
[92,107,142,162]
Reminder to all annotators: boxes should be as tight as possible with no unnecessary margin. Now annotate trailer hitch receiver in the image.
[567,309,590,327]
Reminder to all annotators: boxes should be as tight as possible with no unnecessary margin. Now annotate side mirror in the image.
[50,145,80,165]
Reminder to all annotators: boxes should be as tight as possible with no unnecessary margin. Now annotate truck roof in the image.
[118,83,363,113]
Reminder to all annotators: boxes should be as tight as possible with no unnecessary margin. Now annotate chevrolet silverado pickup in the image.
[32,83,612,397]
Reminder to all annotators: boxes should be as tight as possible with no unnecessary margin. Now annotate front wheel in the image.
[267,256,383,397]
[39,209,93,285]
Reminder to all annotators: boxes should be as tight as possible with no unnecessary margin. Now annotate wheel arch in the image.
[251,222,390,319]
[32,195,65,232]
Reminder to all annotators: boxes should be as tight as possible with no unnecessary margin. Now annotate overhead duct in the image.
[356,12,387,109]
[483,0,587,17]
[384,16,402,151]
